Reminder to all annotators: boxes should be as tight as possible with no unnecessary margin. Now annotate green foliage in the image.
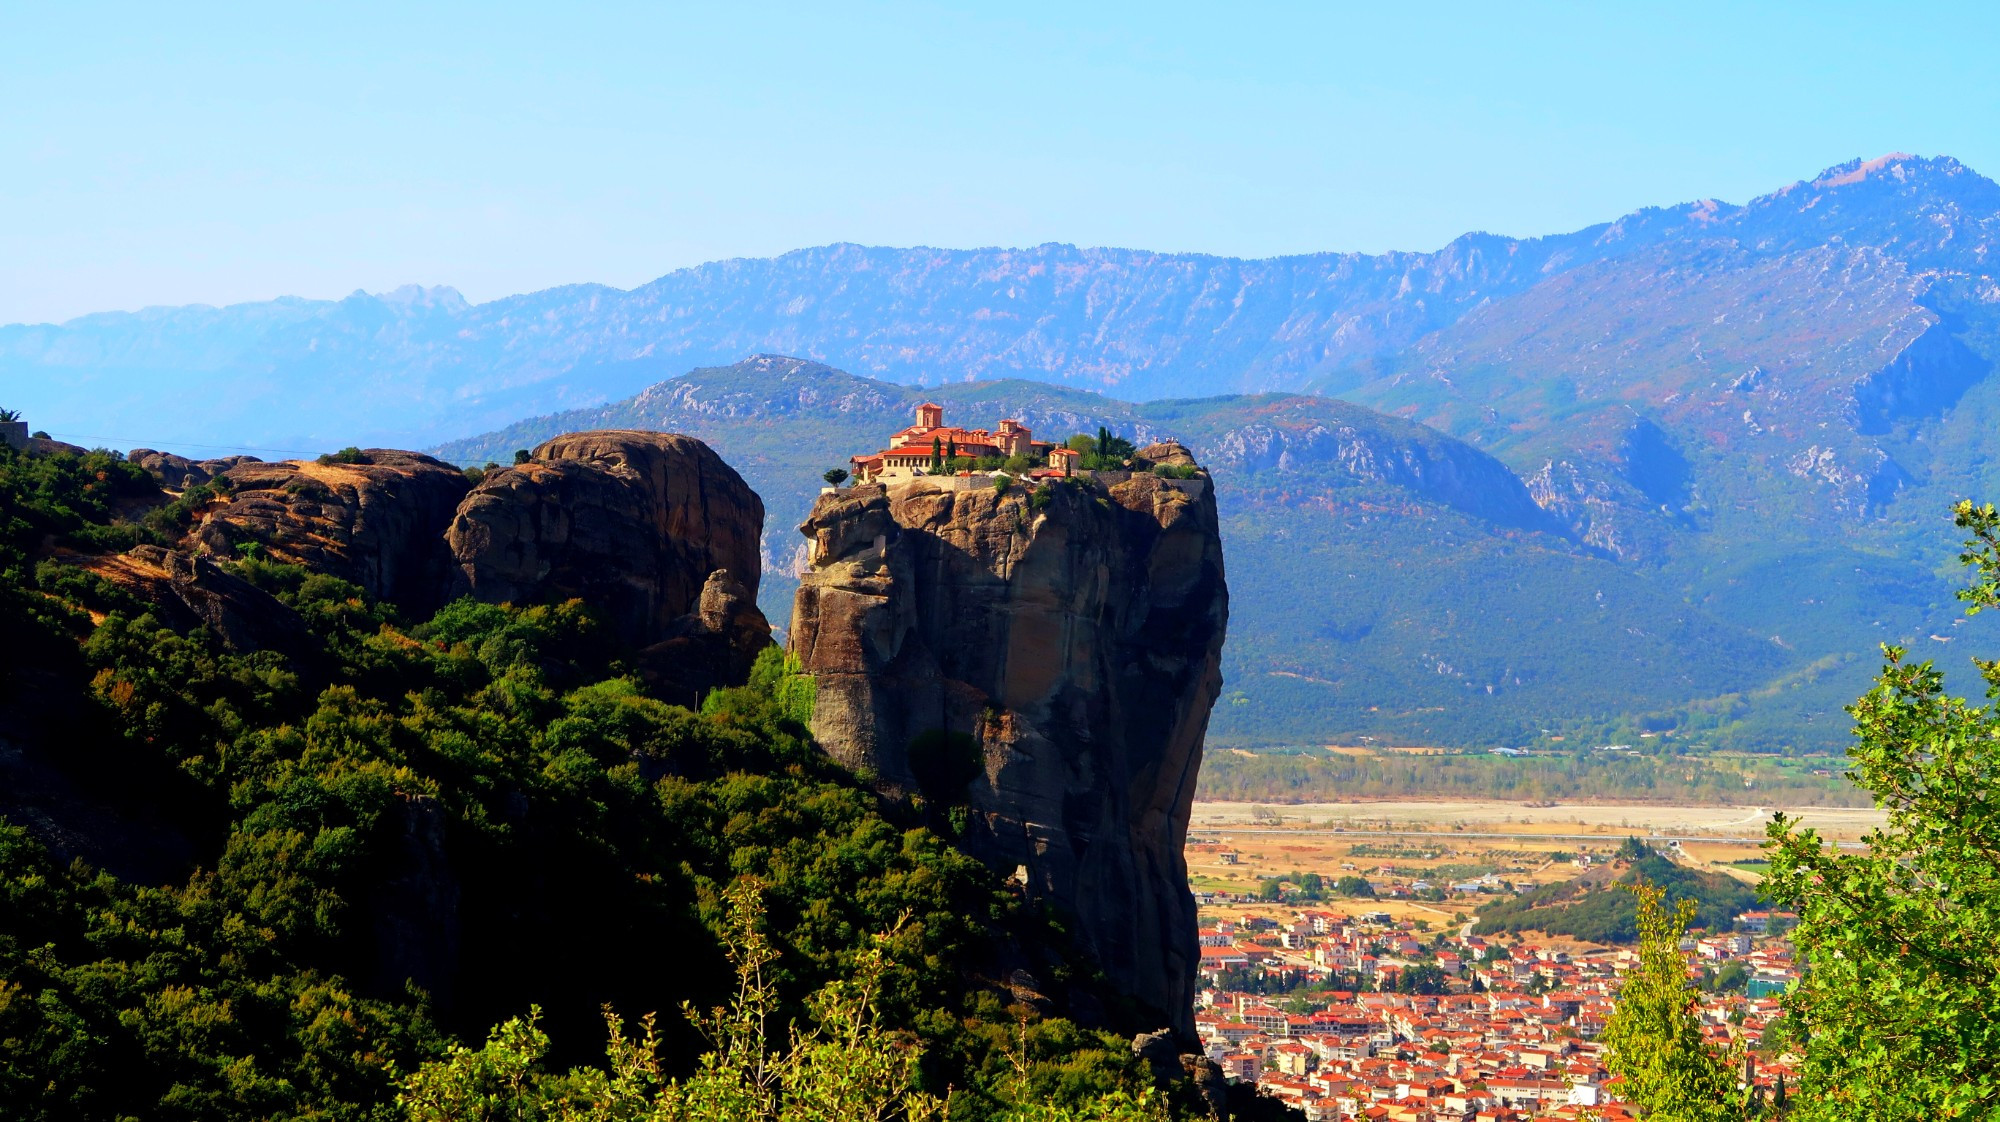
[0,408,20,423]
[400,882,1170,1122]
[1759,499,2000,1120]
[0,458,1181,1121]
[1601,881,1741,1122]
[730,647,816,730]
[0,443,157,558]
[1333,875,1375,899]
[1706,961,1749,994]
[1150,464,1199,480]
[514,450,532,465]
[1474,841,1759,944]
[1387,964,1446,995]
[992,475,1011,494]
[822,468,849,487]
[318,446,370,465]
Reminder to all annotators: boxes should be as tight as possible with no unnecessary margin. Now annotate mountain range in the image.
[12,152,2000,749]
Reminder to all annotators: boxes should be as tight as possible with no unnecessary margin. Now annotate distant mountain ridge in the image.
[438,357,1841,751]
[9,155,1994,455]
[13,154,2000,750]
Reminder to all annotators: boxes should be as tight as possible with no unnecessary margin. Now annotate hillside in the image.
[13,154,1999,751]
[1473,840,1763,943]
[0,438,1254,1121]
[437,357,1869,752]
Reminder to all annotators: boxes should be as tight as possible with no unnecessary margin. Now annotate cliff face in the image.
[789,462,1228,1035]
[159,433,769,689]
[192,450,473,614]
[445,431,769,702]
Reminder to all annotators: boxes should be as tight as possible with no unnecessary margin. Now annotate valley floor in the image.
[1190,799,1882,841]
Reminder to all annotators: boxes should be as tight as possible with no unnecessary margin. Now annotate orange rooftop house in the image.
[848,402,1060,484]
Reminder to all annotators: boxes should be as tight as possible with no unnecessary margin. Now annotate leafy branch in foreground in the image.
[1761,499,2000,1120]
[1600,880,1741,1122]
[399,880,1167,1122]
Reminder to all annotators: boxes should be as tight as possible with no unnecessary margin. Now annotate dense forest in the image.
[0,442,1259,1121]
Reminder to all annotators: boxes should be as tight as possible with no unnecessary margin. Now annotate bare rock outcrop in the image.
[446,431,770,700]
[191,450,472,613]
[129,449,263,490]
[79,544,311,656]
[789,472,1228,1035]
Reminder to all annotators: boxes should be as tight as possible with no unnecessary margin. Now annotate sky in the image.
[6,1,2000,325]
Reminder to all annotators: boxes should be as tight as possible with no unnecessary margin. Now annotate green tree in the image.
[1761,499,2000,1121]
[514,449,533,464]
[1600,880,1739,1122]
[399,880,1165,1122]
[822,468,849,487]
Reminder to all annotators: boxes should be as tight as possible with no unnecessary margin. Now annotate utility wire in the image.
[46,432,320,457]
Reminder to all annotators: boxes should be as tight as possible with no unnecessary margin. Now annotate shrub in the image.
[316,446,369,465]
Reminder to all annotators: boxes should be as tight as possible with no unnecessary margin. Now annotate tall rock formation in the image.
[788,459,1228,1035]
[446,431,771,702]
[168,431,771,702]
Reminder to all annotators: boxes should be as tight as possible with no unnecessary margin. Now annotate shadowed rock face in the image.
[81,544,312,656]
[175,433,770,691]
[789,469,1228,1035]
[192,450,473,614]
[447,431,771,701]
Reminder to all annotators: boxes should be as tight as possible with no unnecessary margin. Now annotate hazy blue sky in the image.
[7,2,1998,324]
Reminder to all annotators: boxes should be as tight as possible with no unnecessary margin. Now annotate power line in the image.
[46,432,319,457]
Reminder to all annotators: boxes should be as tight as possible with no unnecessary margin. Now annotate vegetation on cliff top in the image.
[0,442,1238,1121]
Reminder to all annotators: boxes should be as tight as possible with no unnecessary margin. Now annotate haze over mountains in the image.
[11,152,2000,750]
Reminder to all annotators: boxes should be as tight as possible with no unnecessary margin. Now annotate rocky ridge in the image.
[788,456,1228,1035]
[120,433,773,700]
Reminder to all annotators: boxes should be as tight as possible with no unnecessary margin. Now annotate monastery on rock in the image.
[848,402,1073,483]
